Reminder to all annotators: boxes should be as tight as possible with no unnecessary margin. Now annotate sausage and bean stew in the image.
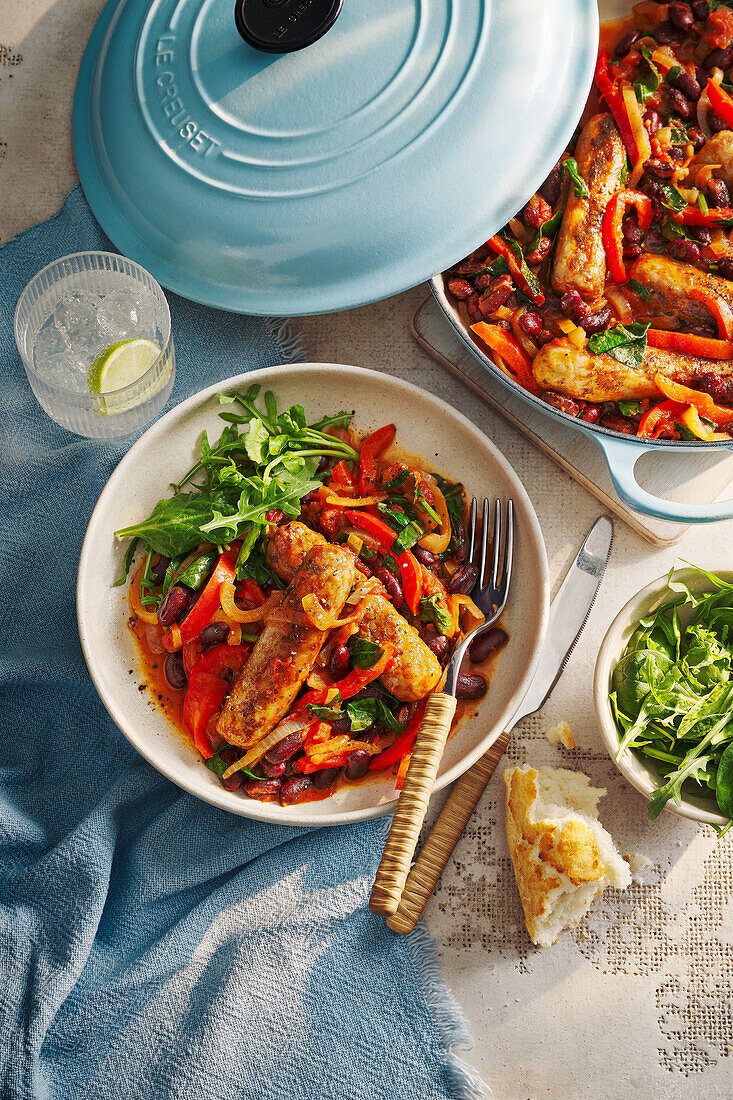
[117,386,507,806]
[446,1,733,441]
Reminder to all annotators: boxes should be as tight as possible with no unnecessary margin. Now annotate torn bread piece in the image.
[545,720,575,749]
[504,765,630,947]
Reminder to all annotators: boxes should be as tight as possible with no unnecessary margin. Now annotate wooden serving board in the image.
[412,295,733,547]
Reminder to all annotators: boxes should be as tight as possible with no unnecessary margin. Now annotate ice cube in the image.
[53,291,100,342]
[96,288,150,341]
[34,320,72,369]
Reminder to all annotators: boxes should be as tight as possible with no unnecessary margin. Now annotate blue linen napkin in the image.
[0,188,486,1100]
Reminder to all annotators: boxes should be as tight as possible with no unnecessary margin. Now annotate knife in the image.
[384,515,614,935]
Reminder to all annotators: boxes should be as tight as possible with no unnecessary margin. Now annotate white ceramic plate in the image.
[78,364,549,825]
[594,569,730,827]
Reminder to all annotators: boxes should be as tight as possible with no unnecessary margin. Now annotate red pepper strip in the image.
[162,550,237,649]
[331,459,356,488]
[183,643,249,758]
[297,645,396,715]
[594,51,639,161]
[470,323,540,394]
[343,509,423,614]
[654,372,733,425]
[369,700,427,771]
[236,579,264,606]
[358,424,396,494]
[707,79,733,131]
[486,236,545,306]
[303,719,332,754]
[677,205,733,225]
[601,190,652,285]
[646,328,733,360]
[296,753,350,775]
[637,400,686,439]
[182,638,203,675]
[689,288,733,340]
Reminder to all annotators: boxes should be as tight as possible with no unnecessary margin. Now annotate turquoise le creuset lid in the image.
[73,0,598,316]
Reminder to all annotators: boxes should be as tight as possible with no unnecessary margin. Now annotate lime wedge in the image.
[88,338,161,396]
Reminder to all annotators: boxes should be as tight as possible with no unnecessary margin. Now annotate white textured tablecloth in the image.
[3,4,732,1095]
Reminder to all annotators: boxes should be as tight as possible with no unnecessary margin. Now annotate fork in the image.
[369,498,515,917]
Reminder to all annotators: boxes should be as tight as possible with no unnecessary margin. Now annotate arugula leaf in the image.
[587,322,650,369]
[563,158,590,200]
[656,181,686,213]
[347,635,384,670]
[419,594,453,635]
[628,278,653,303]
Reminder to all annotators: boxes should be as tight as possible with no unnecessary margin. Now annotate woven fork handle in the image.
[385,729,512,934]
[369,692,456,916]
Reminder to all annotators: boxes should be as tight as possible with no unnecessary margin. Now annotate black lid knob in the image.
[235,0,344,53]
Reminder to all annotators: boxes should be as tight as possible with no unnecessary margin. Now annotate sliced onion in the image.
[448,593,485,637]
[128,558,159,625]
[606,285,634,323]
[323,492,387,507]
[417,476,451,554]
[220,579,276,624]
[222,717,308,777]
[697,88,714,140]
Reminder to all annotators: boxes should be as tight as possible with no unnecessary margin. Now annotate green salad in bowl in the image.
[598,565,733,834]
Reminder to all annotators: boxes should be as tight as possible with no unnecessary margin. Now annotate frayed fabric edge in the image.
[404,920,490,1099]
[266,318,308,365]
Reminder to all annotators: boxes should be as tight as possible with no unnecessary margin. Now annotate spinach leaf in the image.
[176,550,217,591]
[656,181,686,213]
[587,322,650,368]
[347,634,384,670]
[502,236,543,299]
[205,753,259,781]
[114,537,139,587]
[617,399,644,417]
[527,210,562,254]
[392,520,424,555]
[419,594,453,635]
[628,278,652,303]
[563,158,590,200]
[634,47,660,103]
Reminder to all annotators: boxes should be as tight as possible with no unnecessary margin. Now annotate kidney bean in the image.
[692,0,709,17]
[560,290,592,328]
[448,563,478,595]
[345,749,370,781]
[654,21,678,44]
[150,556,170,584]
[330,715,352,736]
[542,391,581,416]
[706,178,731,208]
[312,766,342,790]
[579,404,602,424]
[665,239,701,263]
[538,328,555,347]
[469,627,508,664]
[623,242,643,262]
[474,272,492,291]
[447,278,474,301]
[222,772,243,792]
[705,44,733,71]
[643,157,675,181]
[670,2,694,31]
[456,255,486,276]
[157,584,190,627]
[671,69,701,102]
[329,644,352,681]
[260,758,286,779]
[526,237,552,266]
[300,489,319,507]
[422,628,449,662]
[353,558,373,579]
[599,413,636,434]
[663,85,692,119]
[164,651,187,690]
[478,275,514,316]
[688,225,712,245]
[538,163,562,207]
[623,216,643,243]
[456,673,487,700]
[396,705,411,727]
[710,111,731,134]
[242,776,281,799]
[412,544,437,567]
[508,312,540,347]
[615,28,640,56]
[717,257,733,280]
[375,567,404,609]
[686,126,706,151]
[581,308,613,335]
[280,775,312,804]
[200,621,229,649]
[352,683,389,704]
[643,107,661,135]
[265,727,303,763]
[668,145,686,162]
[696,371,733,405]
[452,520,467,564]
[521,195,553,229]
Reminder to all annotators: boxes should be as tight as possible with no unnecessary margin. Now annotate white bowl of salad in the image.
[594,565,733,833]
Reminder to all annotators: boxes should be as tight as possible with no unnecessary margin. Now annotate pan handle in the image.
[595,436,733,523]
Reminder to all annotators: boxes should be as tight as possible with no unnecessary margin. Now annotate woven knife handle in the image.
[385,729,512,934]
[369,692,456,916]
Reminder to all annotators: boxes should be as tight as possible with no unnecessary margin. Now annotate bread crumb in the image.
[546,720,575,749]
[627,852,653,880]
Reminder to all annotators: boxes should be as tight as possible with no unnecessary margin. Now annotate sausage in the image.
[628,253,733,327]
[356,594,441,702]
[533,336,732,402]
[552,115,626,304]
[688,132,733,190]
[217,543,356,748]
[267,522,442,701]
